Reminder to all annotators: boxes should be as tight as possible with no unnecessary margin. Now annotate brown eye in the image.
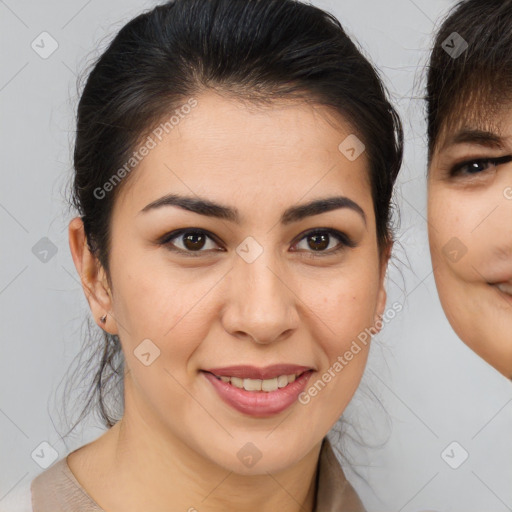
[292,228,355,257]
[160,229,222,256]
[159,227,355,259]
[182,232,207,250]
[307,232,330,251]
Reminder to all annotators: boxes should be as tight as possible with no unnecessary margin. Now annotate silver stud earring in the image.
[100,313,107,323]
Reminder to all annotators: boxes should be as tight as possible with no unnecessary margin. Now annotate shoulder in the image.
[30,456,69,492]
[29,455,104,512]
[0,456,73,512]
[1,457,77,512]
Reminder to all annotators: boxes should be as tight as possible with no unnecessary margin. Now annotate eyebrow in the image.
[139,194,366,225]
[440,129,506,151]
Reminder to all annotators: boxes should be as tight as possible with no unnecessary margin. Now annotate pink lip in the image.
[203,364,313,380]
[202,369,314,417]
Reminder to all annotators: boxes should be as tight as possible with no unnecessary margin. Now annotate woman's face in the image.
[428,110,512,378]
[77,90,388,474]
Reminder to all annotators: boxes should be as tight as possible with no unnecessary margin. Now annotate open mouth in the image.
[490,281,512,302]
[201,369,314,417]
[205,370,310,393]
[495,282,512,296]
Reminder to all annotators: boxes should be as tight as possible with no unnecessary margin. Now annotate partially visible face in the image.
[428,108,512,378]
[103,90,388,474]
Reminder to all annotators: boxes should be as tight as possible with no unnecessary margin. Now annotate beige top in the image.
[28,437,365,512]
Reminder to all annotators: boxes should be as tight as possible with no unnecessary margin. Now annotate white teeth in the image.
[496,283,512,295]
[277,375,288,388]
[243,378,262,391]
[216,373,304,392]
[231,377,244,388]
[261,377,277,392]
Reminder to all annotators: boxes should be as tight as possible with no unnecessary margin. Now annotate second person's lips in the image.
[495,281,512,296]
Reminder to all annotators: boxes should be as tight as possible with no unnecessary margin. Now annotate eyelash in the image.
[449,155,512,176]
[158,228,355,258]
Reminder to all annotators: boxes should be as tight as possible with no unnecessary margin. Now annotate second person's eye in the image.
[450,155,512,176]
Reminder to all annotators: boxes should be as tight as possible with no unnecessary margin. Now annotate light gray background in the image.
[1,0,511,510]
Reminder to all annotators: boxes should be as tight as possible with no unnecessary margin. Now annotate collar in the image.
[31,437,366,512]
[314,436,366,511]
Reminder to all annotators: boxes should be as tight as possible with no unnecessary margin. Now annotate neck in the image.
[78,379,322,512]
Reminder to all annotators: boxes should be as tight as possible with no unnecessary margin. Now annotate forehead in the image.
[115,91,373,219]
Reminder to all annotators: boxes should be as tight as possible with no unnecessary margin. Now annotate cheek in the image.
[429,189,486,282]
[110,263,219,419]
[327,283,378,330]
[109,252,217,363]
[430,174,512,280]
[299,280,379,417]
[303,263,382,351]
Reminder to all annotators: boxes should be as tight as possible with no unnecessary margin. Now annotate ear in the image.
[374,240,392,332]
[68,217,118,335]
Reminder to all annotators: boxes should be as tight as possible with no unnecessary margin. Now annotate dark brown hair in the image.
[64,0,403,432]
[426,0,512,160]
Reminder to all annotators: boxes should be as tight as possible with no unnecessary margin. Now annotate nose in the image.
[220,247,299,345]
